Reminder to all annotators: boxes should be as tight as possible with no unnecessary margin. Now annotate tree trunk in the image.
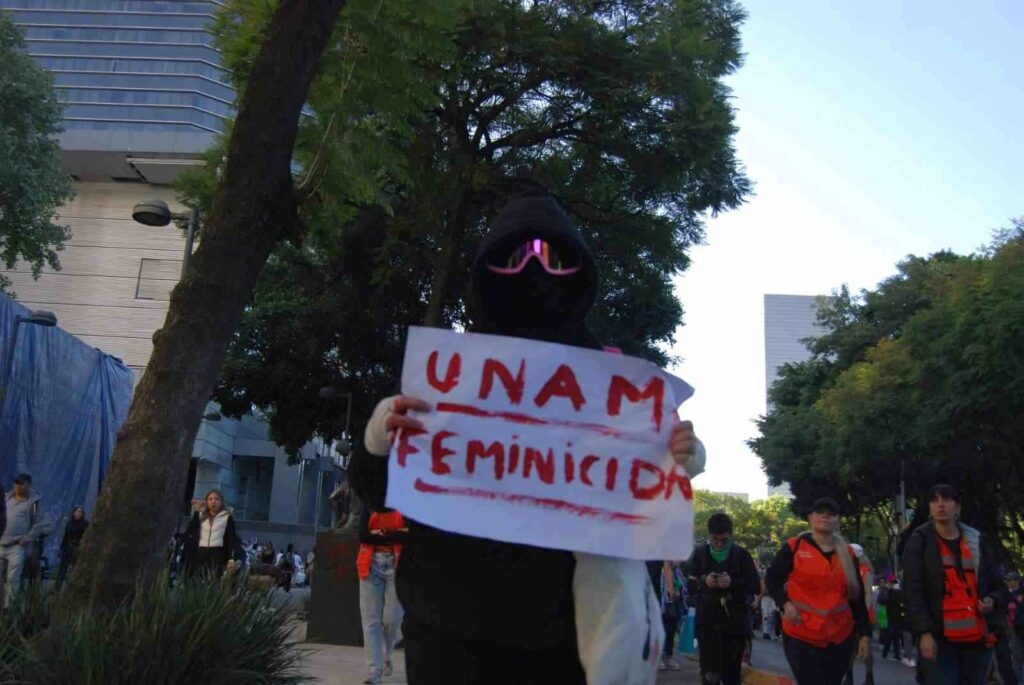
[63,0,347,613]
[423,186,472,327]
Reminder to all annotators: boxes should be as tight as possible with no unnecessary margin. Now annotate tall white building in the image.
[762,294,826,497]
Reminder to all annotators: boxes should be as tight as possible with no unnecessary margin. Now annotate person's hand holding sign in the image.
[669,419,705,477]
[365,395,431,456]
[385,396,431,436]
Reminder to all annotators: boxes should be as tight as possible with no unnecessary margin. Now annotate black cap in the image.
[1006,571,1021,581]
[13,473,32,485]
[810,497,839,514]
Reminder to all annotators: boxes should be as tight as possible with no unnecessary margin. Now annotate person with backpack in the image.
[686,513,760,685]
[765,497,871,685]
[902,484,1005,685]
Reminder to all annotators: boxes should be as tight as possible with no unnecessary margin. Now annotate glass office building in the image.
[1,0,232,182]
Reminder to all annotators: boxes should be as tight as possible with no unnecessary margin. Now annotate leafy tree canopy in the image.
[751,221,1024,560]
[0,11,74,292]
[196,0,752,456]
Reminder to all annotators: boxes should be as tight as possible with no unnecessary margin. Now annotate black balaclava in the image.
[468,189,601,350]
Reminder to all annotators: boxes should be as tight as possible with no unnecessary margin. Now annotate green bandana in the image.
[709,540,733,564]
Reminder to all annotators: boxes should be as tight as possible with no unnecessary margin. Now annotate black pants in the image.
[783,634,855,685]
[663,599,683,658]
[995,631,1018,685]
[696,625,746,685]
[881,626,902,659]
[189,546,228,579]
[403,619,586,685]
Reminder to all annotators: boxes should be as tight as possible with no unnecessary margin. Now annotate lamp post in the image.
[1,309,58,433]
[132,200,200,278]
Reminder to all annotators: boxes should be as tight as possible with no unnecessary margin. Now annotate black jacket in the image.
[902,521,1006,639]
[686,542,760,635]
[351,190,602,649]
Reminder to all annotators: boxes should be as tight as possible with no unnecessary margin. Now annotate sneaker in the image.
[383,661,393,677]
[658,658,670,671]
[666,657,682,671]
[901,657,916,668]
[363,677,381,685]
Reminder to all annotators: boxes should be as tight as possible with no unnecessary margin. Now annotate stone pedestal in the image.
[307,528,363,645]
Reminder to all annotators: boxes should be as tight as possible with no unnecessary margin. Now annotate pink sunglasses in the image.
[486,238,581,276]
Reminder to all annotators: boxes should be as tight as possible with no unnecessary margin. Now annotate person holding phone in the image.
[765,497,871,685]
[902,484,1004,685]
[181,490,244,579]
[686,513,760,685]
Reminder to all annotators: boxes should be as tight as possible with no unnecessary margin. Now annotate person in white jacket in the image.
[355,188,706,685]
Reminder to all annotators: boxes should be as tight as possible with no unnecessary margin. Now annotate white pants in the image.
[574,554,664,685]
[0,544,26,609]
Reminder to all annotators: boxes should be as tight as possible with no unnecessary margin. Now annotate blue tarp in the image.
[0,294,134,563]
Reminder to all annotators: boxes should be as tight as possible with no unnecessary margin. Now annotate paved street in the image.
[748,635,919,685]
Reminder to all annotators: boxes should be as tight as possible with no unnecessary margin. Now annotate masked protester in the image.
[352,189,706,685]
[686,513,760,685]
[902,484,1005,685]
[765,497,872,685]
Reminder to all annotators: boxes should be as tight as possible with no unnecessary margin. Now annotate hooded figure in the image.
[353,189,703,685]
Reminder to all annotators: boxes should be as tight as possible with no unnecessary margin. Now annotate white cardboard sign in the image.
[386,326,696,560]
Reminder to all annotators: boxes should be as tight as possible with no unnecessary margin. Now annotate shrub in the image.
[2,574,308,684]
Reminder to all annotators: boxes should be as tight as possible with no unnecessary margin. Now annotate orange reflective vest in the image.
[357,510,405,580]
[782,536,856,647]
[937,534,987,644]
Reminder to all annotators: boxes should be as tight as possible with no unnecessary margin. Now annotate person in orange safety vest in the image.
[902,484,1005,685]
[357,505,408,685]
[765,497,872,685]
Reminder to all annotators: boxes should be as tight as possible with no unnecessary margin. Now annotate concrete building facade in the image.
[2,1,340,550]
[762,294,827,498]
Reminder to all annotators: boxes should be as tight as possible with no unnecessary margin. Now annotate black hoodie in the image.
[351,190,602,649]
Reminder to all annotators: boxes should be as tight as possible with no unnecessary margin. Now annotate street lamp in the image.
[1,309,59,427]
[131,200,200,278]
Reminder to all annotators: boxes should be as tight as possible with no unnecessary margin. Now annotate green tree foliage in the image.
[0,11,74,292]
[207,0,752,455]
[750,221,1024,559]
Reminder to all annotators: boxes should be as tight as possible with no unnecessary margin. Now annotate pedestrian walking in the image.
[0,474,52,608]
[658,561,686,671]
[277,543,295,592]
[181,489,244,579]
[879,575,906,660]
[686,513,760,685]
[1007,572,1024,683]
[55,505,89,586]
[260,541,276,565]
[843,543,877,685]
[352,188,707,685]
[760,594,778,639]
[357,504,407,684]
[902,484,1005,685]
[765,497,871,685]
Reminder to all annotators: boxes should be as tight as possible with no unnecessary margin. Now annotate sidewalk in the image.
[298,634,793,684]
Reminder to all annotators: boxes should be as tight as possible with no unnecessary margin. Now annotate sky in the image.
[669,1,1024,500]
